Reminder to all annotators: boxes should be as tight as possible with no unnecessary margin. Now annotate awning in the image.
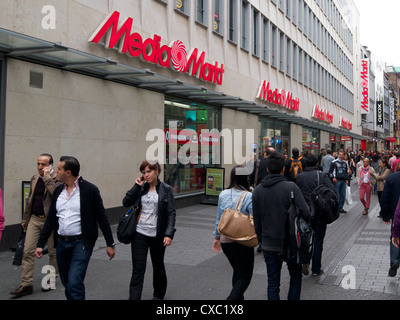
[0,27,363,140]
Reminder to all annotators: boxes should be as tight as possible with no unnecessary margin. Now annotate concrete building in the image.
[0,0,363,250]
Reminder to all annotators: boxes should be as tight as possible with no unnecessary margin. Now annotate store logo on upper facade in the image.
[89,11,225,85]
[360,59,369,114]
[312,105,333,124]
[339,117,353,131]
[257,81,300,111]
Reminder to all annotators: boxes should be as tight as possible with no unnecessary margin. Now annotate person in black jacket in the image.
[296,155,335,276]
[284,147,306,182]
[123,160,176,300]
[380,170,400,277]
[253,151,310,300]
[35,156,115,300]
[329,150,350,213]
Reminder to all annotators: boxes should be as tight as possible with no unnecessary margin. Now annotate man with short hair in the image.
[329,150,350,213]
[253,151,310,300]
[284,148,306,182]
[321,149,334,174]
[35,156,115,300]
[296,155,335,276]
[10,154,61,298]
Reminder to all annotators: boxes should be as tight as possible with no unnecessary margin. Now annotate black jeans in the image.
[129,232,167,300]
[221,242,254,300]
[311,220,327,274]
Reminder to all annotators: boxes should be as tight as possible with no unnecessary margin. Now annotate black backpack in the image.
[281,187,314,265]
[310,172,339,225]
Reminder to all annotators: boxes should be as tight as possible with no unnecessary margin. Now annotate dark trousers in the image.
[56,239,93,300]
[129,232,167,300]
[263,250,302,300]
[221,242,254,300]
[311,221,327,274]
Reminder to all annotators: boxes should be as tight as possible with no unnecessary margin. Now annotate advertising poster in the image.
[205,168,224,197]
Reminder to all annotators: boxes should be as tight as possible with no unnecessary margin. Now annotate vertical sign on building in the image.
[360,59,369,114]
[376,101,383,127]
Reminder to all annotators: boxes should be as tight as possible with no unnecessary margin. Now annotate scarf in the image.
[360,165,370,182]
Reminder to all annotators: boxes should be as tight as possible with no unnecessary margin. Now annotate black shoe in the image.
[312,270,325,276]
[10,285,33,298]
[339,209,347,213]
[389,262,399,277]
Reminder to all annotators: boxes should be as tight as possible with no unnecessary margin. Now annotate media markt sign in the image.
[89,11,225,85]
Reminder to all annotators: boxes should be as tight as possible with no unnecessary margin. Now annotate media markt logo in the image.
[89,11,225,85]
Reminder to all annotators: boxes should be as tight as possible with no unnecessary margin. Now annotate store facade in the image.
[0,0,363,250]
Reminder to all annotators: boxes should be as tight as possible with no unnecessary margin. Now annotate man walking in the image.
[284,148,306,182]
[329,150,350,213]
[253,151,311,300]
[10,154,61,298]
[296,155,335,276]
[321,149,334,174]
[35,156,115,300]
[380,169,400,277]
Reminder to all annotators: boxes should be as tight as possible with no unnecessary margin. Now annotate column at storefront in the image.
[164,98,221,196]
[302,127,321,157]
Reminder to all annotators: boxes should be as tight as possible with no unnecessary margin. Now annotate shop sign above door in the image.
[89,11,225,85]
[257,81,300,111]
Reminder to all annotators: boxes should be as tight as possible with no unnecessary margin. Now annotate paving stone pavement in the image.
[0,180,399,301]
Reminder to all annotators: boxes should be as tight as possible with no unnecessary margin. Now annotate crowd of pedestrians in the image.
[5,147,400,301]
[215,147,400,300]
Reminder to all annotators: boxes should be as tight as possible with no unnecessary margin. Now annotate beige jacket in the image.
[22,171,61,227]
[376,168,391,192]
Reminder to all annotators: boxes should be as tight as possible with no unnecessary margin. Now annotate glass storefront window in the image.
[259,119,290,158]
[164,98,221,196]
[302,127,321,156]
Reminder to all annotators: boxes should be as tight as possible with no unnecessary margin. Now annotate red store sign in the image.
[312,105,333,124]
[89,11,225,85]
[339,117,353,131]
[257,81,300,112]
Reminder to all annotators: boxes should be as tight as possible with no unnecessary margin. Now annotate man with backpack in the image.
[285,148,306,182]
[296,155,336,276]
[253,151,311,300]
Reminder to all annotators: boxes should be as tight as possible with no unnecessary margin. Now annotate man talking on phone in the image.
[10,153,61,298]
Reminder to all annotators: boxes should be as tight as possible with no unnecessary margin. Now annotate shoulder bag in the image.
[117,197,141,244]
[217,191,258,248]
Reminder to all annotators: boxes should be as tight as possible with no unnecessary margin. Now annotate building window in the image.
[286,38,291,76]
[228,0,237,43]
[241,0,249,50]
[298,48,303,83]
[196,0,208,26]
[293,44,298,80]
[213,0,223,35]
[252,8,260,56]
[176,0,189,15]
[279,31,285,72]
[262,18,269,62]
[271,24,277,67]
[279,0,284,12]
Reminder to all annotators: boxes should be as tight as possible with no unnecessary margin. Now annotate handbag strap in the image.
[234,191,248,212]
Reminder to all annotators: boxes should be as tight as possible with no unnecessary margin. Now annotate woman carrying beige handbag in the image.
[212,166,255,300]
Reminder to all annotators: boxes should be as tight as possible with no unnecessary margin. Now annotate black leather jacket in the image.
[122,180,176,239]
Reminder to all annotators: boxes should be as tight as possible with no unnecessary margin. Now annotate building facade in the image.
[0,0,362,250]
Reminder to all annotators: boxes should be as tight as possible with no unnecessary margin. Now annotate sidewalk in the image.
[0,180,399,300]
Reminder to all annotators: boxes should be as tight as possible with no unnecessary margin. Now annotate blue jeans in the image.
[56,239,93,300]
[335,179,347,211]
[263,250,302,300]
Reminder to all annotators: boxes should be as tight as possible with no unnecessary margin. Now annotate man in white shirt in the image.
[35,156,115,300]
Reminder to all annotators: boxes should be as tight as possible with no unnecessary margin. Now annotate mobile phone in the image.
[140,176,144,181]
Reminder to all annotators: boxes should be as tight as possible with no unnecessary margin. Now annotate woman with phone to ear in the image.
[122,160,176,300]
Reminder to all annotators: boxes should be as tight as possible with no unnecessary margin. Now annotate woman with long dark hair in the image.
[212,165,254,300]
[123,160,176,300]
